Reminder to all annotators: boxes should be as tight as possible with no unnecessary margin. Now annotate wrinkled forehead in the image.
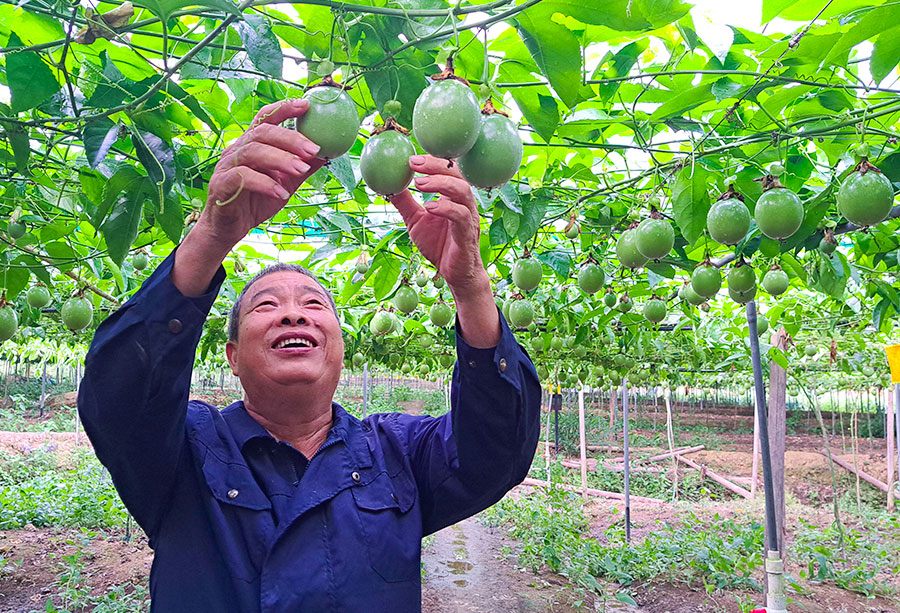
[241,271,332,315]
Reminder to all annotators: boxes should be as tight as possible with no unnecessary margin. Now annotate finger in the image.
[239,121,321,161]
[249,98,309,129]
[210,166,293,203]
[409,154,465,180]
[220,141,312,180]
[413,174,475,210]
[422,198,478,243]
[388,189,426,226]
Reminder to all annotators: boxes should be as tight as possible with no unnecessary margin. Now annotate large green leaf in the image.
[234,14,283,79]
[94,165,146,228]
[498,61,559,142]
[83,119,120,169]
[870,27,900,83]
[5,33,59,113]
[671,165,711,245]
[825,3,900,65]
[131,0,240,21]
[130,128,175,201]
[101,191,148,266]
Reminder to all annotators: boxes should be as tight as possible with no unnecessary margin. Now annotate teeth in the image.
[275,337,312,349]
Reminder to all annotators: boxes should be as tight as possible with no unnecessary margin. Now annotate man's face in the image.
[225,271,343,392]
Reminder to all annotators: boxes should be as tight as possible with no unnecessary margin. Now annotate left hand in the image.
[389,155,487,292]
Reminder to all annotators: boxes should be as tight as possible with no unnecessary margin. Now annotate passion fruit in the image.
[414,272,428,288]
[804,344,817,357]
[577,263,605,294]
[755,186,803,239]
[132,251,148,271]
[430,301,453,327]
[683,284,706,306]
[26,285,52,309]
[762,268,789,296]
[412,78,481,159]
[728,285,756,304]
[511,257,542,292]
[616,229,649,269]
[635,217,674,260]
[61,296,93,331]
[352,352,365,368]
[604,290,617,308]
[382,99,402,119]
[565,222,580,239]
[508,298,535,328]
[392,285,419,314]
[0,306,17,342]
[457,113,523,189]
[360,128,415,196]
[297,85,360,160]
[707,197,750,245]
[617,293,632,313]
[643,298,667,324]
[837,161,894,227]
[727,262,756,293]
[7,221,25,240]
[757,313,769,336]
[369,310,394,336]
[819,236,837,255]
[691,264,722,298]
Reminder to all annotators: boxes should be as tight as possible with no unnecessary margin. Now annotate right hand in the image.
[199,99,326,246]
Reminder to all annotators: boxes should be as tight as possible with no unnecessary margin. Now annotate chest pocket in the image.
[351,470,420,583]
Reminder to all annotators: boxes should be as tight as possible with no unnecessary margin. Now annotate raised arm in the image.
[78,100,325,538]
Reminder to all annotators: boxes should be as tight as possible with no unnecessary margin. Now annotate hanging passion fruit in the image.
[634,216,674,260]
[0,305,17,342]
[511,257,542,292]
[61,296,93,331]
[643,298,667,324]
[412,69,480,159]
[458,104,523,189]
[706,190,750,245]
[508,298,535,328]
[837,159,894,227]
[360,122,415,196]
[392,285,419,314]
[682,284,706,306]
[754,176,803,239]
[430,301,453,327]
[762,267,789,296]
[616,229,649,269]
[727,261,756,293]
[757,313,769,336]
[603,290,617,308]
[577,262,605,294]
[26,285,52,309]
[728,285,757,304]
[369,310,394,336]
[691,263,722,298]
[296,81,360,160]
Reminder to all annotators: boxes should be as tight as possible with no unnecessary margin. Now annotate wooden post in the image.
[665,388,678,499]
[768,329,787,557]
[751,404,760,498]
[578,386,588,501]
[622,380,631,543]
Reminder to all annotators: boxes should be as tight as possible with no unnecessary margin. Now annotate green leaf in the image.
[85,52,133,109]
[83,119,119,169]
[101,191,147,266]
[1,260,30,299]
[234,14,283,79]
[131,0,240,21]
[762,0,796,22]
[5,125,31,175]
[154,196,186,245]
[517,195,548,244]
[650,83,714,119]
[671,164,710,245]
[328,155,358,194]
[614,592,638,606]
[871,27,900,84]
[711,77,744,103]
[498,58,559,142]
[371,255,401,301]
[873,298,894,333]
[5,33,59,113]
[825,4,900,65]
[130,128,175,201]
[94,165,145,228]
[535,249,571,278]
[593,41,647,102]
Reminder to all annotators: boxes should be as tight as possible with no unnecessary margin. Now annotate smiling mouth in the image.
[273,337,316,349]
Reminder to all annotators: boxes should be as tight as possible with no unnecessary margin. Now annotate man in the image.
[78,98,541,612]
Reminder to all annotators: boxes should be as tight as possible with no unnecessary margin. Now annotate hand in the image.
[389,155,488,292]
[200,99,326,246]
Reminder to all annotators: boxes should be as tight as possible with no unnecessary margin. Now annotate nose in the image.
[281,315,306,326]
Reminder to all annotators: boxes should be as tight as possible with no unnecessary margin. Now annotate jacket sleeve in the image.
[77,250,225,539]
[397,309,541,536]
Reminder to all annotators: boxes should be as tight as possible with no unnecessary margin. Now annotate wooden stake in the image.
[826,452,894,493]
[888,388,895,512]
[751,402,760,499]
[768,328,788,555]
[578,386,588,501]
[675,454,753,498]
[520,478,668,505]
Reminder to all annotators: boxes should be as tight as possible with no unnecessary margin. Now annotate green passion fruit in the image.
[707,197,751,245]
[757,313,769,336]
[0,306,17,342]
[508,298,534,328]
[577,263,605,294]
[728,285,757,304]
[727,263,756,293]
[430,302,453,327]
[529,336,544,353]
[762,268,789,296]
[691,264,722,298]
[439,354,454,369]
[392,285,419,314]
[755,187,803,239]
[415,273,428,288]
[511,257,542,292]
[804,344,817,357]
[297,85,360,160]
[550,336,564,351]
[634,217,674,260]
[412,79,481,159]
[643,298,667,324]
[758,236,781,257]
[132,252,148,271]
[837,162,894,227]
[61,296,93,331]
[26,285,52,309]
[360,128,415,196]
[369,310,394,336]
[616,229,649,269]
[604,290,617,308]
[819,236,837,255]
[352,352,365,368]
[683,284,706,306]
[382,99,402,119]
[565,222,580,239]
[457,113,523,189]
[7,221,25,240]
[617,294,633,313]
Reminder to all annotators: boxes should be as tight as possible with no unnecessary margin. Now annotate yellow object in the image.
[886,344,900,383]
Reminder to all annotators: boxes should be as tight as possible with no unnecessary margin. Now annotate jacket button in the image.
[468,360,476,368]
[499,358,507,373]
[351,471,361,482]
[227,489,239,499]
[168,319,183,334]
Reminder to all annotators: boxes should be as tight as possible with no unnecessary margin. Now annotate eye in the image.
[254,300,276,310]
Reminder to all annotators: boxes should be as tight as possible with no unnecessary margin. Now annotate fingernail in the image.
[410,155,425,165]
[293,159,310,174]
[425,200,439,210]
[304,141,321,157]
[275,185,291,199]
[414,176,427,184]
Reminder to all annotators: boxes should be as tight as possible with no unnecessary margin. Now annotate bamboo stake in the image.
[578,386,588,501]
[827,453,894,493]
[751,403,760,498]
[520,477,668,505]
[675,454,753,498]
[886,388,894,512]
[851,403,862,514]
[640,445,704,463]
[665,388,678,500]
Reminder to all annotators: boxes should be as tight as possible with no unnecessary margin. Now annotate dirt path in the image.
[421,516,635,612]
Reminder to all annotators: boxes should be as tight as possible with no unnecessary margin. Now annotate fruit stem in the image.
[430,59,471,85]
[716,185,745,202]
[371,117,410,135]
[760,174,784,191]
[310,74,352,90]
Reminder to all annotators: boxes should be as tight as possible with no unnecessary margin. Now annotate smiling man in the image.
[77,99,541,612]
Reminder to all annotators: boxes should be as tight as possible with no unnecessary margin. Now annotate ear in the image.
[225,341,239,376]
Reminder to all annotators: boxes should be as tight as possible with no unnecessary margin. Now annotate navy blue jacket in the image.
[77,252,541,612]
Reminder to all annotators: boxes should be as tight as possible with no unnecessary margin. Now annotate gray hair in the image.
[228,263,338,342]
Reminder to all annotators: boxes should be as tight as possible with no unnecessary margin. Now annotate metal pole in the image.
[578,386,588,501]
[895,384,900,493]
[746,301,787,613]
[622,379,631,543]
